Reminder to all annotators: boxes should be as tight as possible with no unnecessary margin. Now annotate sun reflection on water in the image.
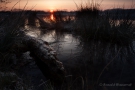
[50,14,54,20]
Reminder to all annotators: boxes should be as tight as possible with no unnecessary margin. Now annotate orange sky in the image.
[5,0,135,11]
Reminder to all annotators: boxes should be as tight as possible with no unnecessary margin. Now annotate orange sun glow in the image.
[50,9,54,13]
[50,14,54,20]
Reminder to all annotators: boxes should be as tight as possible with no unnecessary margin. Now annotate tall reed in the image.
[0,10,27,70]
[74,2,135,47]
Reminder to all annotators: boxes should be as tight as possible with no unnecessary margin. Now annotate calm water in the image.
[25,28,81,61]
[41,30,81,61]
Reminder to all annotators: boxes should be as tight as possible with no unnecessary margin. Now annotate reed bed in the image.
[74,2,135,47]
[0,10,27,70]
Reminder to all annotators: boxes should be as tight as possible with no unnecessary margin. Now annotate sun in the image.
[50,9,54,13]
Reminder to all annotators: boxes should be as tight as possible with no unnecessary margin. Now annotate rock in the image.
[14,35,66,86]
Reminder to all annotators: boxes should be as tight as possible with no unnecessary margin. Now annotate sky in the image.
[5,0,135,11]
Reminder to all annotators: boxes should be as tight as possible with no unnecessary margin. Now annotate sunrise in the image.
[0,0,135,90]
[5,0,135,11]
